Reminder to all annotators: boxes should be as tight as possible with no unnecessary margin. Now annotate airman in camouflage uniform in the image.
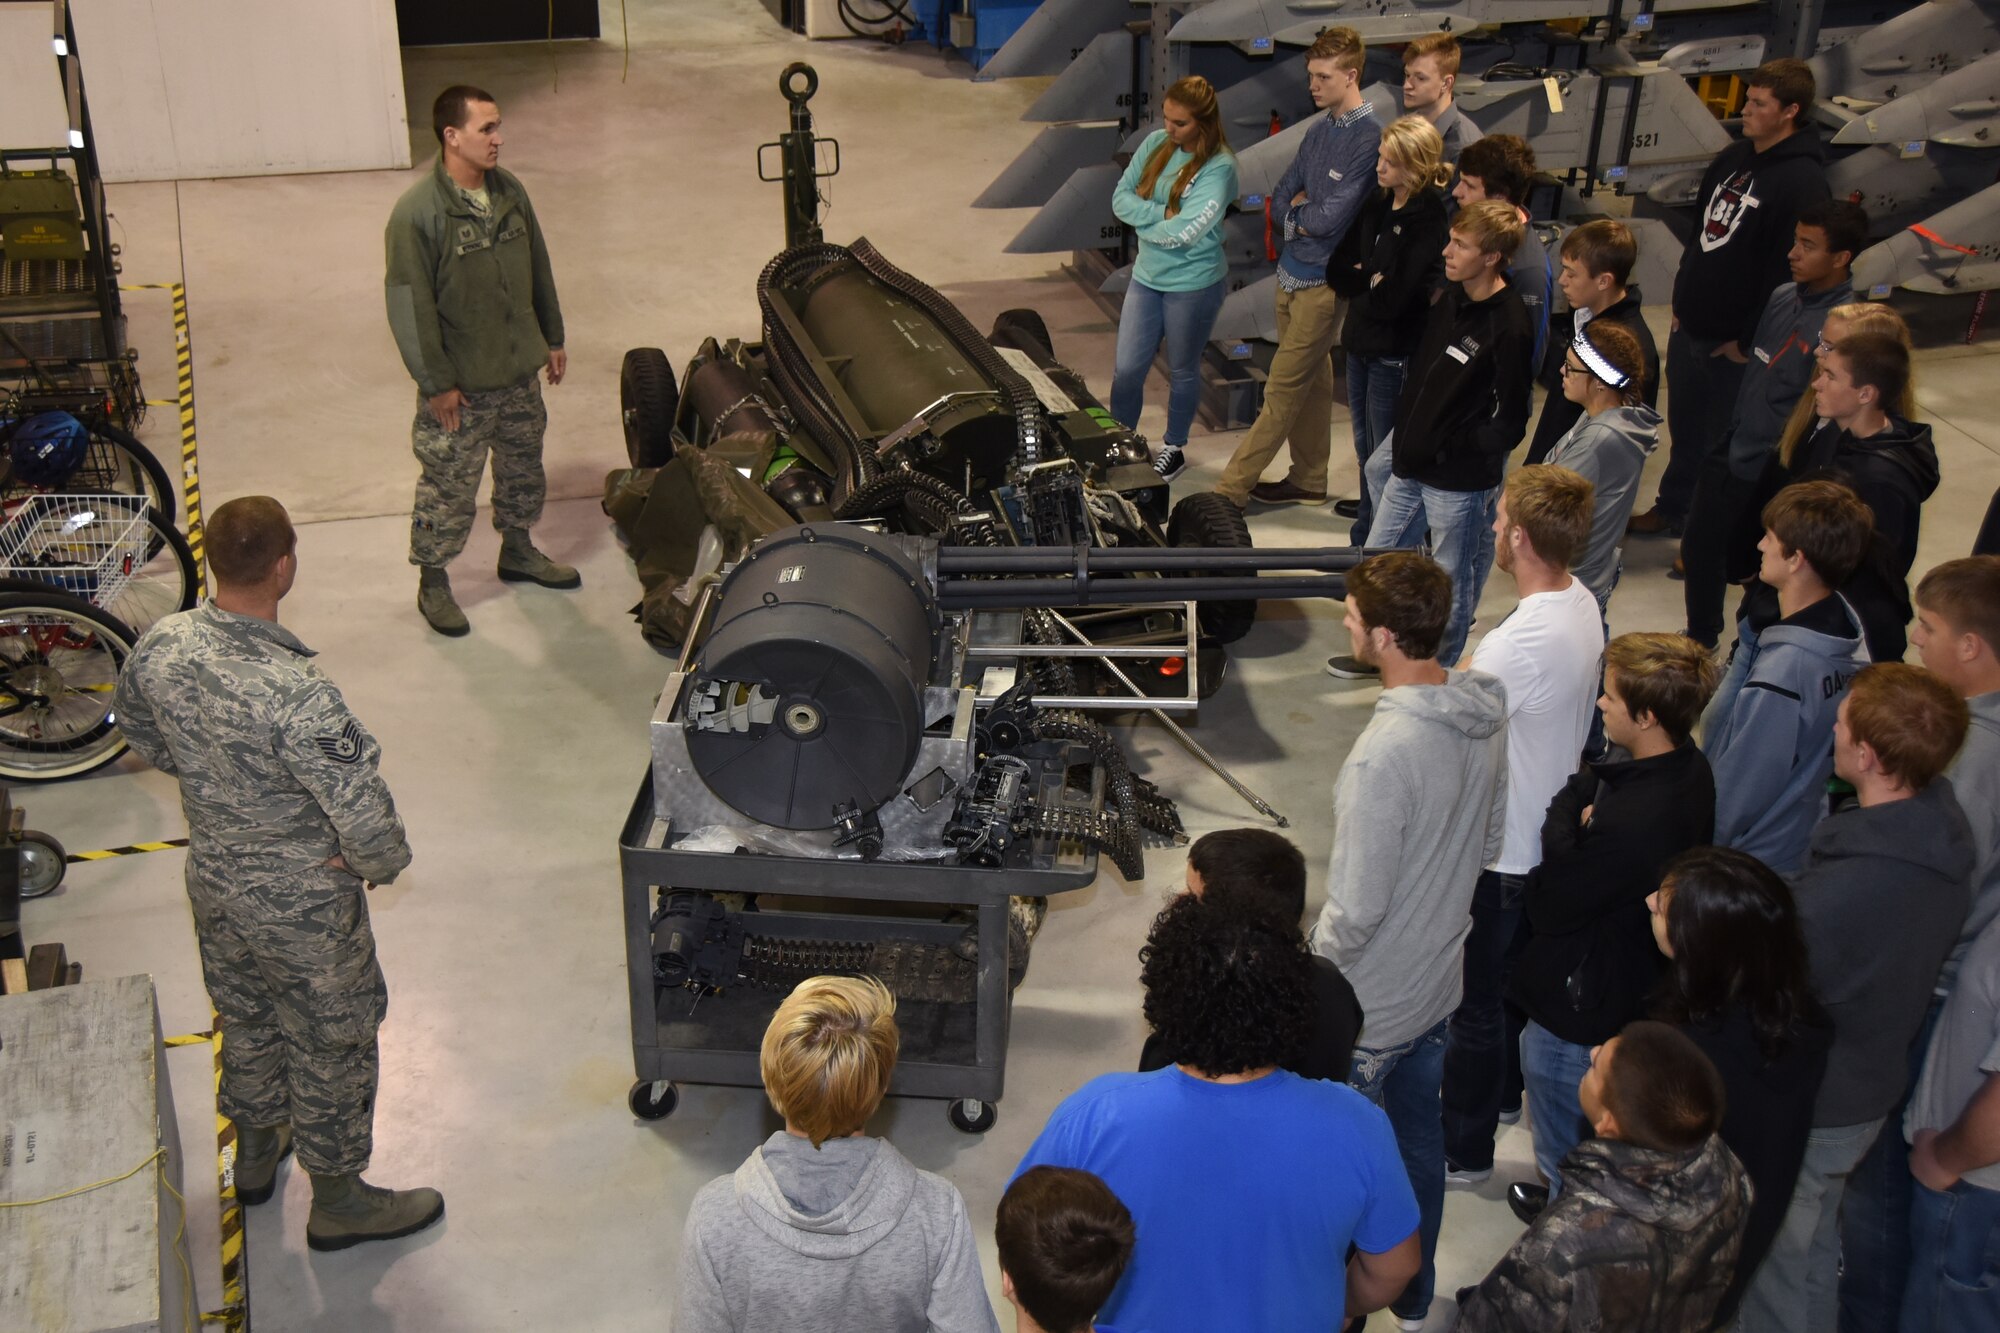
[114,496,443,1251]
[386,84,578,637]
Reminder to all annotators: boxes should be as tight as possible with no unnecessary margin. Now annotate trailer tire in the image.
[621,348,679,468]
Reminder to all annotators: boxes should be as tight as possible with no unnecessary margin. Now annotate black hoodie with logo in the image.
[1390,280,1535,492]
[1671,130,1830,348]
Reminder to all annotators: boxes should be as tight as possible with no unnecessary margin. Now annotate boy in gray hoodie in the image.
[1312,551,1509,1328]
[1703,480,1873,874]
[674,975,999,1333]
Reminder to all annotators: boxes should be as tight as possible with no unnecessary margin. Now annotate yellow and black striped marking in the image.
[118,281,208,599]
[163,1023,248,1329]
[66,837,189,864]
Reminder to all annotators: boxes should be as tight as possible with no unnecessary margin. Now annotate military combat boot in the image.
[496,529,581,589]
[305,1172,445,1251]
[234,1123,292,1206]
[417,566,469,637]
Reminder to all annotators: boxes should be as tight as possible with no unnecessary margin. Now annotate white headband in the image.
[1573,328,1632,390]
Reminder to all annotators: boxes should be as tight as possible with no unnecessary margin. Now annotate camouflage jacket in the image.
[1455,1134,1751,1333]
[114,603,413,886]
[384,157,564,398]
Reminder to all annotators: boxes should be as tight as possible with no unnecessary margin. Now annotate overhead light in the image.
[53,36,68,56]
[68,130,83,148]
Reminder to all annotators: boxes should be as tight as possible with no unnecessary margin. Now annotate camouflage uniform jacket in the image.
[113,603,412,886]
[385,157,564,399]
[1455,1133,1751,1333]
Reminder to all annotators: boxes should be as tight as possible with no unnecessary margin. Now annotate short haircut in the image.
[1560,218,1636,287]
[1831,331,1911,414]
[1577,320,1648,396]
[1916,556,2000,655]
[1502,464,1594,570]
[433,85,497,146]
[1139,893,1314,1077]
[1348,551,1452,661]
[1844,662,1970,790]
[1187,828,1309,928]
[1798,198,1870,262]
[1749,58,1816,124]
[1453,197,1525,262]
[1402,32,1462,77]
[1762,479,1873,588]
[1458,134,1534,204]
[205,496,297,588]
[1604,632,1722,743]
[1306,26,1365,75]
[759,975,898,1147]
[1602,1020,1727,1153]
[995,1167,1136,1333]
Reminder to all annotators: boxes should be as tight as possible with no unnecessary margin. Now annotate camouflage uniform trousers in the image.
[187,856,388,1176]
[409,374,547,567]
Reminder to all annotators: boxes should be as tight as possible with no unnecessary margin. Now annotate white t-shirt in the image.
[1468,578,1604,875]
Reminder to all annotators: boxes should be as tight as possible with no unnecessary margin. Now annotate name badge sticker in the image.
[1446,345,1471,364]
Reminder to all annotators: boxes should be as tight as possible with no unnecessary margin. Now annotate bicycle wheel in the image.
[82,420,178,522]
[0,589,135,781]
[99,509,196,638]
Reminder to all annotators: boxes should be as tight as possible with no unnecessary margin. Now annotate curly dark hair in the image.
[1139,893,1313,1077]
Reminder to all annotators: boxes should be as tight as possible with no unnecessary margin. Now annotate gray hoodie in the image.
[1941,691,2000,993]
[1313,668,1509,1048]
[1546,403,1661,605]
[674,1133,1000,1333]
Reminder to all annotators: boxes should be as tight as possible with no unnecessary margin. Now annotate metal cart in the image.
[617,762,1099,1133]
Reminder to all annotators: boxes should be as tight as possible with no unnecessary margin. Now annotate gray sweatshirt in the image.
[1941,691,2000,993]
[1545,403,1661,606]
[1313,669,1510,1048]
[674,1133,1000,1333]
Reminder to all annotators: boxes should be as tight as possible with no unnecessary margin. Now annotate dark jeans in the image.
[1345,353,1406,543]
[1837,994,1946,1332]
[1442,870,1530,1171]
[1349,1019,1450,1323]
[1681,450,1760,647]
[1657,325,1748,523]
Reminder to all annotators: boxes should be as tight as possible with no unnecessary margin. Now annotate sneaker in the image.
[1249,477,1329,507]
[1394,1316,1429,1332]
[1497,1105,1522,1126]
[1445,1158,1493,1188]
[1152,446,1187,483]
[1325,655,1380,680]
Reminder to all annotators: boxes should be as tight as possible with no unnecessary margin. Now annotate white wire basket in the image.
[0,493,150,609]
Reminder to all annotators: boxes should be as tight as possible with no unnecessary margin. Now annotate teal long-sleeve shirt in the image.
[1112,132,1239,293]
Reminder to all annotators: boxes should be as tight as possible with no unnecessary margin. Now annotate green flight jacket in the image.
[384,158,564,398]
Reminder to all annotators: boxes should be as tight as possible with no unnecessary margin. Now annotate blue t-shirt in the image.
[1012,1067,1418,1333]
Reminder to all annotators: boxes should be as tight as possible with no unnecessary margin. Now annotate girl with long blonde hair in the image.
[1108,75,1238,481]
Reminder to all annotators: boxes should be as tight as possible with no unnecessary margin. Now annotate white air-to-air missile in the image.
[1851,178,2000,293]
[975,0,1139,80]
[1166,0,1751,48]
[1811,0,2000,107]
[1830,49,2000,147]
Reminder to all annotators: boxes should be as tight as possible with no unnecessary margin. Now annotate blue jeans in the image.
[1737,1118,1887,1333]
[1838,993,1946,1331]
[1902,1177,2000,1333]
[1349,1019,1449,1323]
[1370,476,1497,667]
[1110,278,1226,448]
[1442,871,1530,1168]
[1344,354,1405,543]
[1520,1020,1594,1199]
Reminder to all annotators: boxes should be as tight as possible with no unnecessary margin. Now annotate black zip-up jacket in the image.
[1327,186,1450,359]
[1390,281,1535,492]
[1511,743,1716,1046]
[1748,415,1942,662]
[1671,129,1830,346]
[1524,287,1660,464]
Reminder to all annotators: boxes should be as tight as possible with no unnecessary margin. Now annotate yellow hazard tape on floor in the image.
[66,837,189,863]
[117,281,208,598]
[164,1027,248,1329]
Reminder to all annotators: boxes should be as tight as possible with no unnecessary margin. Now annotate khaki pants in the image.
[1216,283,1340,504]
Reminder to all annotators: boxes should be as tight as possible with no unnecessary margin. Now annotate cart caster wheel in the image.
[629,1080,679,1121]
[947,1099,997,1134]
[17,830,67,899]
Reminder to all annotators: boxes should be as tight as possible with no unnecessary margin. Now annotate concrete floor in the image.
[18,1,2000,1328]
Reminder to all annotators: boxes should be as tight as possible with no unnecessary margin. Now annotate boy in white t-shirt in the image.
[1440,465,1606,1183]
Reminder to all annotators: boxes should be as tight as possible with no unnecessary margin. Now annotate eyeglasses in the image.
[1559,362,1590,380]
[1816,337,1834,355]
